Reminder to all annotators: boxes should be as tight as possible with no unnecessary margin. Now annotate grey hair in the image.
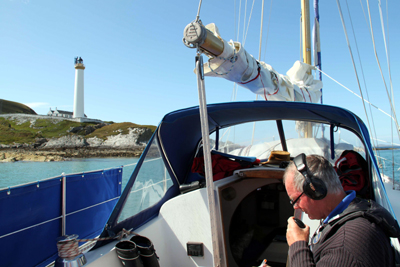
[283,154,344,195]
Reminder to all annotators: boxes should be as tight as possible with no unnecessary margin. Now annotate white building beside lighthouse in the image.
[73,57,85,119]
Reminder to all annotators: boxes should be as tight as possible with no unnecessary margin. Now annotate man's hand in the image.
[286,216,310,246]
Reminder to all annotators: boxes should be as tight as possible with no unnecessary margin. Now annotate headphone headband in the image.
[293,153,311,178]
[293,153,327,200]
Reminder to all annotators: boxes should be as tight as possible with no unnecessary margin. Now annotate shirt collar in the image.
[323,190,356,224]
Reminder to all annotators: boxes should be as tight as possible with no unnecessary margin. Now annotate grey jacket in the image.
[289,198,399,267]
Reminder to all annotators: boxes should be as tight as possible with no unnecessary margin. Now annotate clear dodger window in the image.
[210,119,365,164]
[118,136,174,223]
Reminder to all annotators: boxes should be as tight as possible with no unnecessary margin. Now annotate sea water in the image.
[0,149,399,190]
[375,149,400,182]
[0,157,139,190]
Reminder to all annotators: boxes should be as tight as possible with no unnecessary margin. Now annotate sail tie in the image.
[238,65,261,84]
[207,45,237,75]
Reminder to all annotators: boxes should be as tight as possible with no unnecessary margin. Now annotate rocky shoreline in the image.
[0,147,145,162]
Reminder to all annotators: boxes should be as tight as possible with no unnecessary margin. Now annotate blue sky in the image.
[1,0,399,144]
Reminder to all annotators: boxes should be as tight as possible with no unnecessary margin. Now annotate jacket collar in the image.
[323,190,356,224]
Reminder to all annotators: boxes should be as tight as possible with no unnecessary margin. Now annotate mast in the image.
[301,0,313,138]
[301,0,312,67]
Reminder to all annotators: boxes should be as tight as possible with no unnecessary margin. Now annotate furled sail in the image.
[202,24,323,102]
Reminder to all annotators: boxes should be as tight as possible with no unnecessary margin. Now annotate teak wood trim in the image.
[236,169,284,179]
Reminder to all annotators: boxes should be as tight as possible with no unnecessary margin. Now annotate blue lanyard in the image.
[311,191,356,248]
[323,190,356,224]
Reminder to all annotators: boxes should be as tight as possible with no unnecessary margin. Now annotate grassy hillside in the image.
[0,117,156,145]
[0,99,37,115]
[86,122,157,140]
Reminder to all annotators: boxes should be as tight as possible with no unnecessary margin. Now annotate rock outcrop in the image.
[43,135,89,148]
[39,127,151,149]
[0,150,65,162]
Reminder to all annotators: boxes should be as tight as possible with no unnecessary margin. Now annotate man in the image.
[283,154,398,267]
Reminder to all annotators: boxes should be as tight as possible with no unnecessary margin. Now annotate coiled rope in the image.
[57,228,138,259]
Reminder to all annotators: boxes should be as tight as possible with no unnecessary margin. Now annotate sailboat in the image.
[59,1,399,267]
[4,0,400,266]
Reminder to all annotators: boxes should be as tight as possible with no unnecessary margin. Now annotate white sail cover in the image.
[202,24,323,103]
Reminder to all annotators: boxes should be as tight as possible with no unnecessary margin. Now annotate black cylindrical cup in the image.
[130,236,160,267]
[115,240,144,267]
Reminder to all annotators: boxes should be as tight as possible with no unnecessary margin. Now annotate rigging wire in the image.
[195,0,203,22]
[336,0,374,149]
[378,0,395,187]
[262,0,273,63]
[232,0,243,102]
[263,0,273,62]
[242,0,256,47]
[358,0,369,24]
[373,138,400,147]
[242,0,248,44]
[236,0,242,41]
[358,0,391,178]
[250,0,265,147]
[352,0,380,156]
[224,0,244,151]
[335,0,399,182]
[313,0,324,138]
[343,0,380,157]
[229,0,264,149]
[386,0,395,187]
[367,0,399,186]
[365,0,400,141]
[234,0,237,40]
[315,66,395,120]
[378,0,394,112]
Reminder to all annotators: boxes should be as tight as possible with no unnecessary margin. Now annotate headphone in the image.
[293,153,327,200]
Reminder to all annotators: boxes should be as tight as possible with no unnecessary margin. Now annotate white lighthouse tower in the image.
[73,57,85,119]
